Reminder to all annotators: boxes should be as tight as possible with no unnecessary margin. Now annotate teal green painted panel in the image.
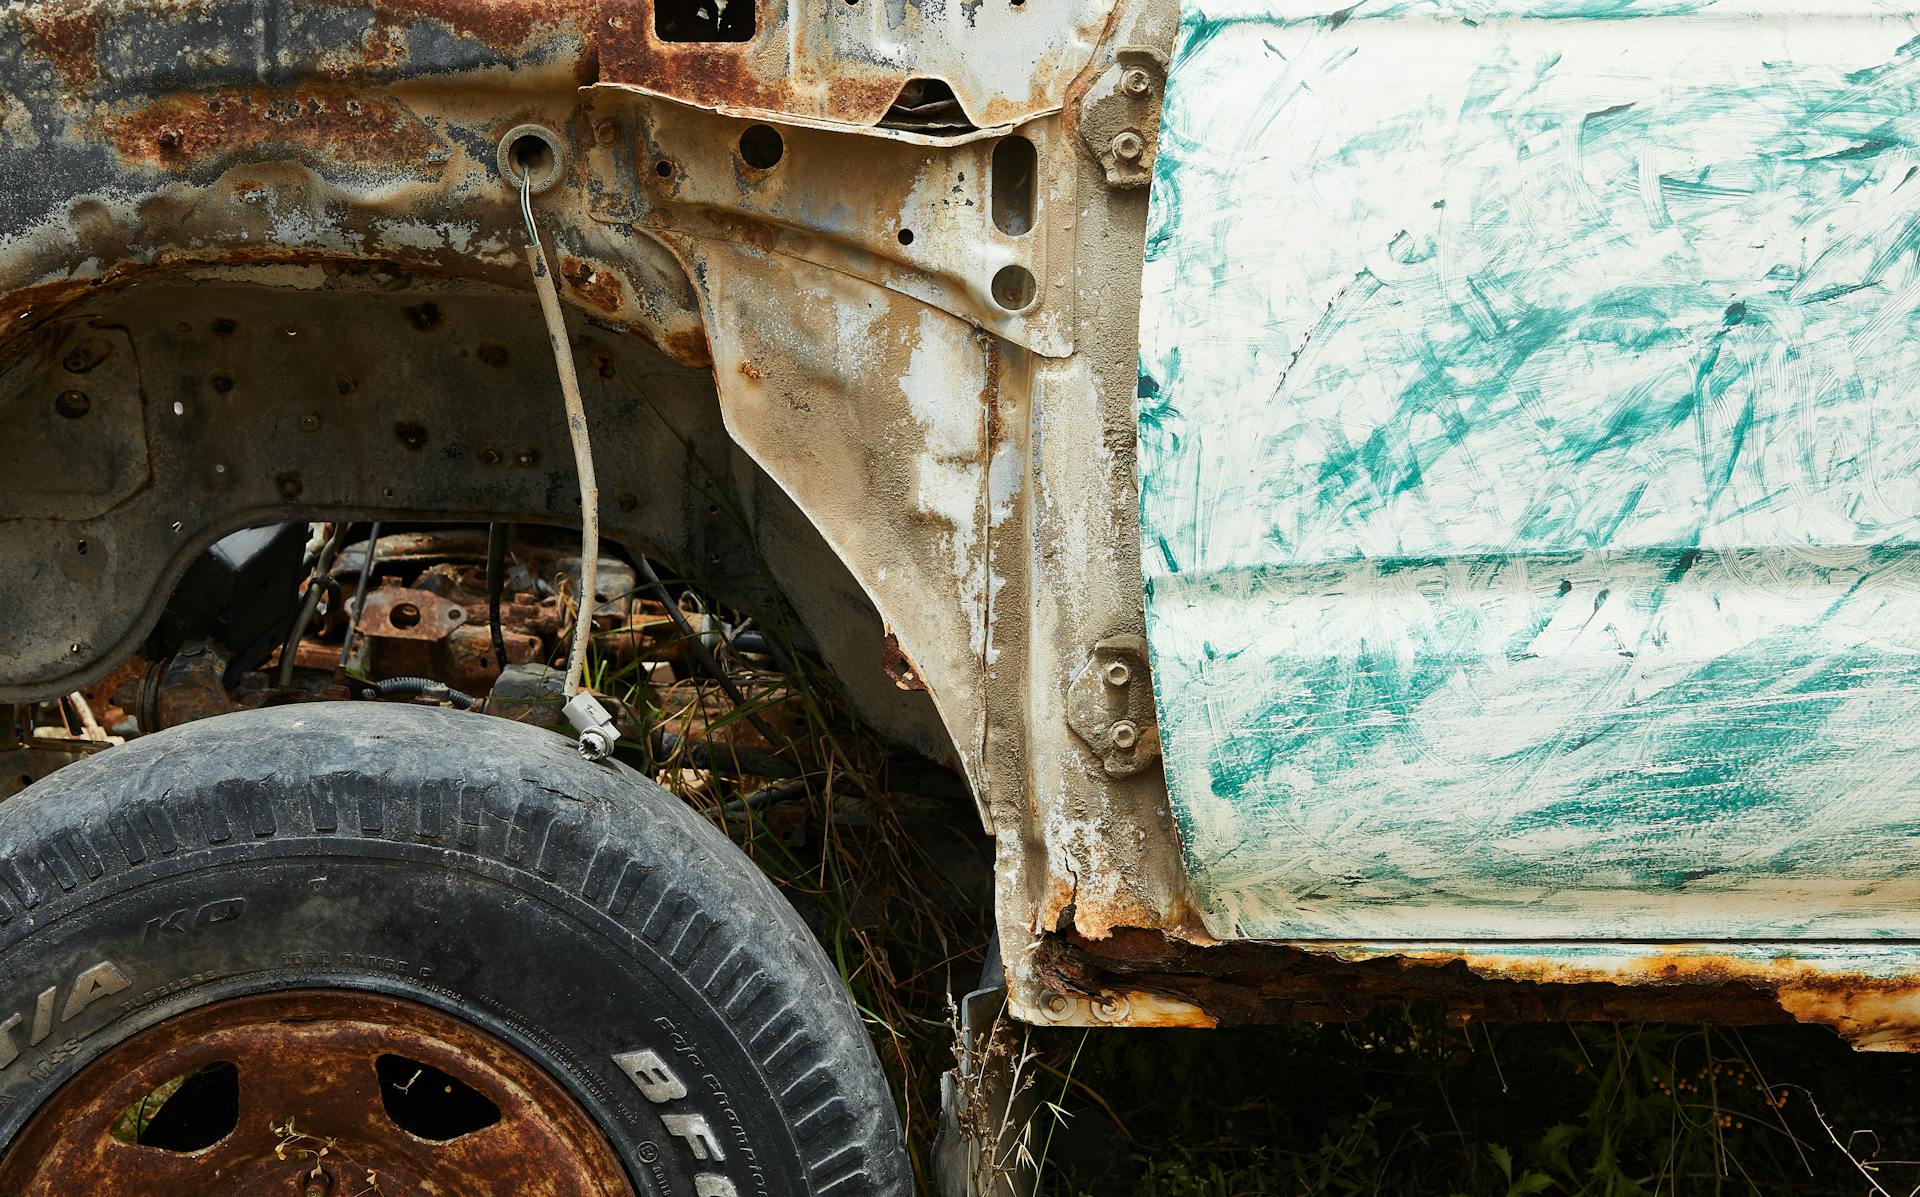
[1137,1,1920,940]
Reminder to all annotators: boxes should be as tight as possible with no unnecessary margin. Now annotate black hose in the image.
[339,522,382,669]
[369,676,480,710]
[652,728,798,779]
[631,557,784,750]
[485,523,511,671]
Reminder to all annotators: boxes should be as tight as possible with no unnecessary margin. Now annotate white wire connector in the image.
[520,154,608,761]
[563,691,620,761]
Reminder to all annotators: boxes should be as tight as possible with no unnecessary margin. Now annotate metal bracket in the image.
[1065,633,1161,777]
[1074,47,1167,189]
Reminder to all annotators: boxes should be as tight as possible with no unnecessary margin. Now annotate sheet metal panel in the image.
[1137,0,1920,940]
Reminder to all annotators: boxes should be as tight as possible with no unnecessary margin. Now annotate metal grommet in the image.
[498,124,565,194]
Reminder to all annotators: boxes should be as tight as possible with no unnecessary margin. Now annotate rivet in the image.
[617,493,639,513]
[1110,719,1139,750]
[595,120,618,146]
[277,474,303,498]
[54,390,90,419]
[1111,130,1145,162]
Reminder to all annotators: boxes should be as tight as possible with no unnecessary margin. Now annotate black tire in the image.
[0,702,907,1195]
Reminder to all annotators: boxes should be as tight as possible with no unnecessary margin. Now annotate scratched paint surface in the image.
[1137,1,1920,940]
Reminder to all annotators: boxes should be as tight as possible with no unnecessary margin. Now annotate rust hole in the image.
[477,344,510,368]
[375,1054,500,1142]
[655,0,754,41]
[738,124,784,170]
[110,1062,238,1151]
[404,302,443,332]
[395,421,428,451]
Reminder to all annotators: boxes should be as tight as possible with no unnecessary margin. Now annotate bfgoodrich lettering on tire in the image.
[0,703,908,1195]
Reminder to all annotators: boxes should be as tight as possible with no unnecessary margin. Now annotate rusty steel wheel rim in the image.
[0,988,637,1196]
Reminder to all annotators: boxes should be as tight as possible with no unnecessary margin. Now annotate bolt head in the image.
[595,120,618,145]
[1122,67,1152,97]
[1104,660,1131,687]
[1109,719,1140,750]
[1111,130,1145,161]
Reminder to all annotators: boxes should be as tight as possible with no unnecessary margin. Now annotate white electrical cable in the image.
[519,165,600,699]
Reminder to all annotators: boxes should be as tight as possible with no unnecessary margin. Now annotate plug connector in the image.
[563,691,619,761]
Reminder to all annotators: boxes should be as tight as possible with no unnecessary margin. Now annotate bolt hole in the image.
[76,539,87,555]
[738,124,784,170]
[391,602,422,629]
[376,1054,500,1141]
[991,264,1037,311]
[110,1062,238,1151]
[656,160,674,178]
[897,228,914,246]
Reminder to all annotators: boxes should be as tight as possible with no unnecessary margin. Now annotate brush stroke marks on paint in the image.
[1137,2,1920,940]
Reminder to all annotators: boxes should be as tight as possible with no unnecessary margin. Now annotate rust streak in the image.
[560,256,625,314]
[1036,929,1920,1050]
[104,87,441,173]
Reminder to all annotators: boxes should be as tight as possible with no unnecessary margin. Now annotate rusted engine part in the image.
[125,528,669,733]
[0,699,115,800]
[332,530,651,697]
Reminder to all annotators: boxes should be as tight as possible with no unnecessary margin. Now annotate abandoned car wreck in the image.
[8,0,1920,1191]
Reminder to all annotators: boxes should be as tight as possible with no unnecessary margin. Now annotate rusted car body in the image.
[9,0,1920,1148]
